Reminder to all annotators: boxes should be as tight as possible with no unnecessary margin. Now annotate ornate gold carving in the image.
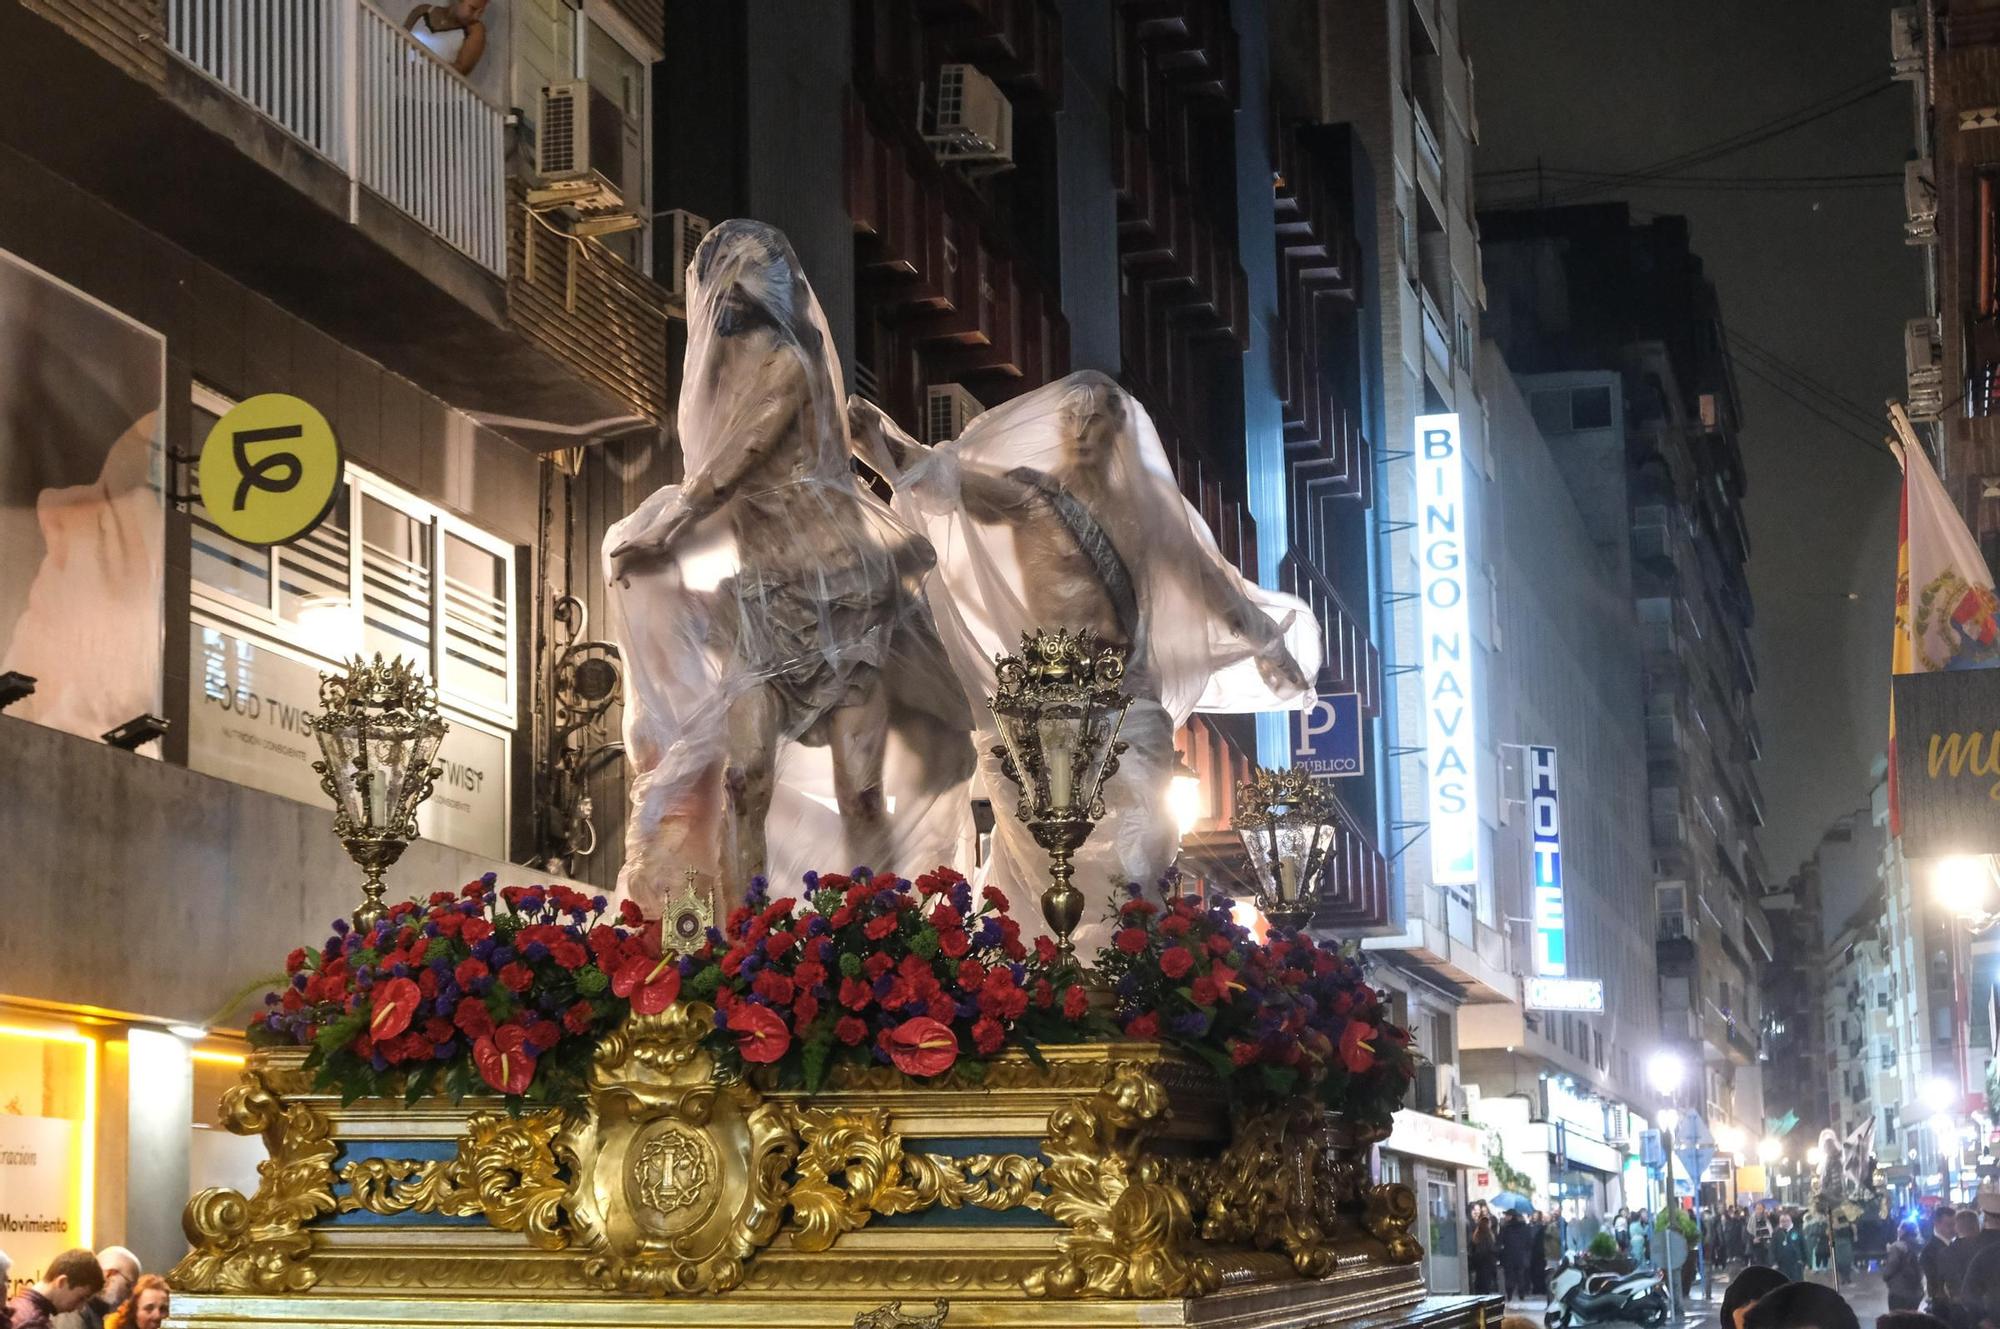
[1025,1061,1219,1299]
[1186,1100,1339,1277]
[335,1109,570,1249]
[171,1070,339,1293]
[786,1106,1043,1252]
[560,1003,797,1295]
[1364,1181,1425,1265]
[854,1299,950,1329]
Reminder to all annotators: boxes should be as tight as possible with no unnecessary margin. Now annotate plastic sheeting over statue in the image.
[605,220,975,914]
[849,371,1321,946]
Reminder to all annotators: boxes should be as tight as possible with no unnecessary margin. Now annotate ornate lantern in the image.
[309,654,448,932]
[988,628,1133,963]
[1231,767,1336,934]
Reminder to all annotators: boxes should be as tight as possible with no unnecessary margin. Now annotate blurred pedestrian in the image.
[1501,1208,1536,1301]
[50,1247,136,1329]
[1720,1264,1789,1329]
[5,1251,104,1329]
[1886,1222,1927,1311]
[1924,1206,1958,1312]
[1472,1212,1502,1295]
[1743,1281,1862,1329]
[1777,1211,1807,1281]
[102,1276,167,1329]
[1527,1210,1550,1298]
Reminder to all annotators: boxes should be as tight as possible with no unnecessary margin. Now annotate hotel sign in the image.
[1524,977,1604,1013]
[1893,668,2000,857]
[1416,413,1479,886]
[1528,744,1566,975]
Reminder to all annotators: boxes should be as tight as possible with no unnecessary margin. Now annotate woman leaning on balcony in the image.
[404,0,490,76]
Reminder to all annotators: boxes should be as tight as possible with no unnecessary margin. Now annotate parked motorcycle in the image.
[1544,1258,1669,1328]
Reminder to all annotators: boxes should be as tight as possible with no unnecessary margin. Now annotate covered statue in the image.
[604,220,975,913]
[849,371,1320,944]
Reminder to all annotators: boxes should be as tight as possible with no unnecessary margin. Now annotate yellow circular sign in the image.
[196,394,343,546]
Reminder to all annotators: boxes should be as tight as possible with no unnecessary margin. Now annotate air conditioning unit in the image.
[661,209,712,300]
[924,383,984,444]
[532,81,629,214]
[1905,158,1938,245]
[1907,316,1945,419]
[924,64,1014,167]
[1891,6,1923,82]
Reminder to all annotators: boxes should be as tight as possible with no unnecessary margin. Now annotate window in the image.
[1569,385,1613,430]
[581,13,652,271]
[1593,1030,1604,1071]
[190,384,518,729]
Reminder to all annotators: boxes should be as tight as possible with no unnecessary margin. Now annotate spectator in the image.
[1876,1314,1953,1329]
[1956,1188,2000,1310]
[5,1250,104,1329]
[1471,1213,1502,1295]
[402,1,489,77]
[1500,1208,1536,1302]
[1527,1210,1550,1299]
[1886,1222,1927,1311]
[50,1247,137,1329]
[1720,1264,1790,1329]
[1923,1206,1958,1311]
[102,1276,167,1329]
[1743,1281,1862,1329]
[1776,1211,1807,1282]
[1,1248,11,1329]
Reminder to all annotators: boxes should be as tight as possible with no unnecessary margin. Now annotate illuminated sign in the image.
[1524,977,1605,1013]
[1292,691,1364,779]
[1415,413,1478,886]
[1529,744,1565,975]
[196,394,344,546]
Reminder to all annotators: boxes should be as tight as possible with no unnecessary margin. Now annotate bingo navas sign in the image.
[1416,414,1479,887]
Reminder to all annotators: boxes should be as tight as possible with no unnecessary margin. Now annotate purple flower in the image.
[679,955,700,977]
[432,1040,456,1061]
[976,917,1003,948]
[522,941,551,963]
[264,1013,284,1031]
[370,1052,389,1073]
[712,1008,730,1029]
[291,973,309,991]
[805,915,830,937]
[706,926,726,947]
[490,946,516,967]
[331,918,351,936]
[849,865,873,880]
[591,894,607,912]
[1124,880,1144,899]
[264,992,280,1007]
[802,870,821,888]
[872,974,895,999]
[1171,1011,1212,1039]
[391,964,410,979]
[356,970,375,990]
[422,922,441,938]
[480,871,498,887]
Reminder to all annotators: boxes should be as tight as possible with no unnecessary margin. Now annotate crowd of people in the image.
[0,1247,169,1329]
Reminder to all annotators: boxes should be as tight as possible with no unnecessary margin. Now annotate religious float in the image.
[166,222,1497,1329]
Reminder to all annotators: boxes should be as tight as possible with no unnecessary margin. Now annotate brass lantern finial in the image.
[309,654,448,932]
[1231,767,1336,935]
[988,628,1133,964]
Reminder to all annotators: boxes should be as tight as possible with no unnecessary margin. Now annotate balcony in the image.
[1410,92,1445,220]
[3,0,672,443]
[1280,547,1382,714]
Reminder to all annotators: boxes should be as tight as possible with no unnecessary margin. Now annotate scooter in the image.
[1543,1258,1670,1329]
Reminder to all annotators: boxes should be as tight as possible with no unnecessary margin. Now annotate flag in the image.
[1888,403,2000,832]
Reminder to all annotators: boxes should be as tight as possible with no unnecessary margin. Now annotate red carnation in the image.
[863,953,895,979]
[1205,934,1232,957]
[498,962,534,993]
[1160,915,1191,938]
[474,1025,536,1095]
[1160,946,1195,979]
[864,914,899,941]
[619,898,645,927]
[937,928,970,958]
[1114,927,1150,955]
[549,939,588,970]
[971,1016,1005,1055]
[753,971,796,1005]
[1339,1021,1377,1073]
[368,977,421,1041]
[462,917,494,944]
[835,1016,869,1046]
[612,953,683,1016]
[1230,1040,1260,1067]
[838,976,874,1011]
[926,994,956,1023]
[884,1016,959,1077]
[765,929,798,958]
[1063,985,1089,1020]
[794,993,821,1025]
[563,1000,595,1036]
[727,1003,792,1064]
[454,958,490,989]
[452,998,494,1039]
[957,959,986,991]
[1034,936,1059,966]
[1125,1012,1160,1039]
[1191,976,1220,1007]
[285,947,308,973]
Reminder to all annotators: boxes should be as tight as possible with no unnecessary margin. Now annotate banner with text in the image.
[189,621,509,857]
[0,1115,77,1294]
[1892,668,2000,858]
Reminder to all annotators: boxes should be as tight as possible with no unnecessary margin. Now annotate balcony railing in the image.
[166,0,506,274]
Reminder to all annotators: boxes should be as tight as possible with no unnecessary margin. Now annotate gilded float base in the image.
[171,1253,1494,1329]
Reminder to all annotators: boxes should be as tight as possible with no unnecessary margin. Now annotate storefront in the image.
[1382,1109,1488,1296]
[0,1002,261,1291]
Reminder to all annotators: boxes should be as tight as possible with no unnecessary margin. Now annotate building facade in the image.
[1480,203,1771,1152]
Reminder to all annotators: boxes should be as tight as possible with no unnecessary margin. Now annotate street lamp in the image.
[1934,855,2000,930]
[1649,1052,1687,1326]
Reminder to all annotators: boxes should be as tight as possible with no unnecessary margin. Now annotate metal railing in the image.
[166,0,505,274]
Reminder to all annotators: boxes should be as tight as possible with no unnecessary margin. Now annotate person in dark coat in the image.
[1527,1211,1550,1298]
[1886,1222,1928,1311]
[1471,1213,1502,1295]
[1923,1205,1958,1312]
[1500,1209,1537,1302]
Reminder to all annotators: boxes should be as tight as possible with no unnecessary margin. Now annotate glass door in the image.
[1426,1168,1465,1294]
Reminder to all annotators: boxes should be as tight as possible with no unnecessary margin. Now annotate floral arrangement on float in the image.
[246,867,1414,1122]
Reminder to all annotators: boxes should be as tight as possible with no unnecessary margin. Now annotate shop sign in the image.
[1291,691,1364,779]
[1528,744,1565,974]
[0,1115,77,1291]
[189,622,508,857]
[1524,977,1604,1013]
[1415,413,1479,887]
[1384,1108,1487,1169]
[196,393,344,546]
[1893,668,2000,857]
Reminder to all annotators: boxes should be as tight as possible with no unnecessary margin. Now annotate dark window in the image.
[1571,385,1613,430]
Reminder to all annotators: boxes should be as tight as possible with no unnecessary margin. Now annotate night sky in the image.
[1462,0,1911,879]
